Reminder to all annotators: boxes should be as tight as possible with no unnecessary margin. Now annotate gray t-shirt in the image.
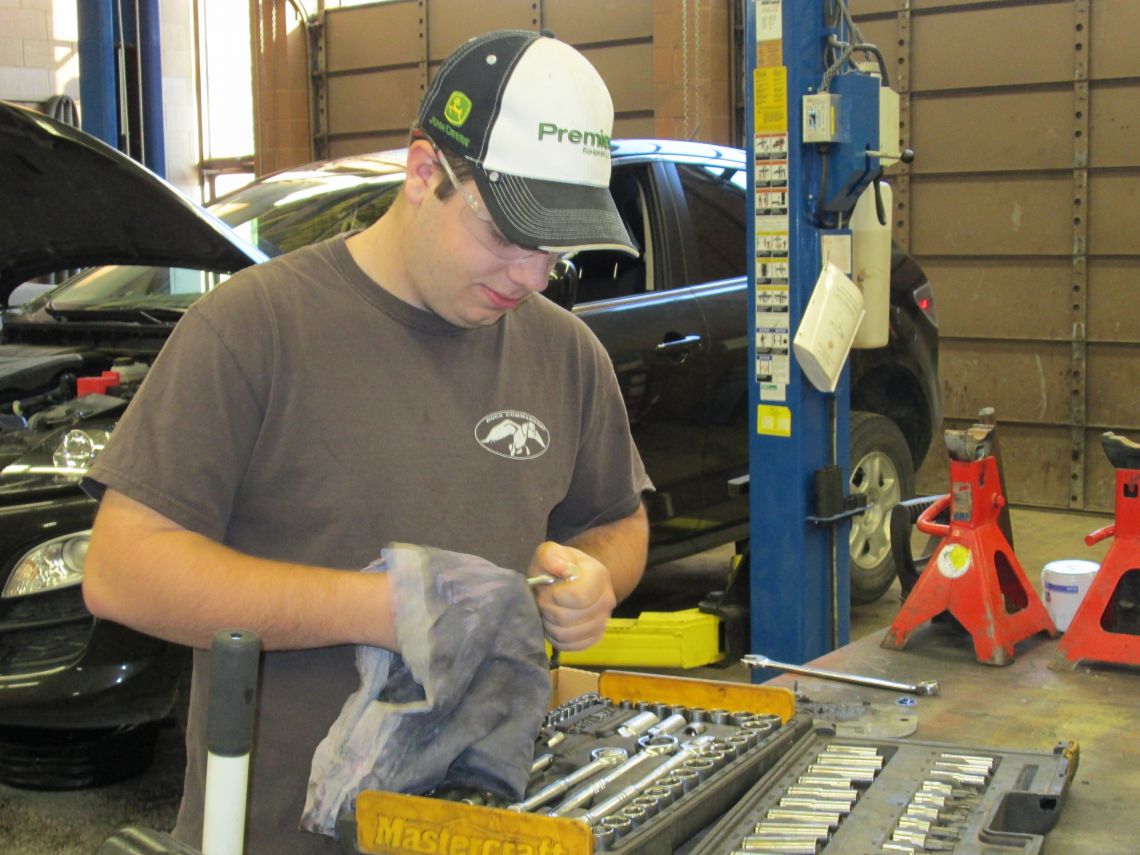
[86,233,651,853]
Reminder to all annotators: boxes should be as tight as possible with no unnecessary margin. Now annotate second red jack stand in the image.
[1057,433,1140,667]
[882,449,1057,666]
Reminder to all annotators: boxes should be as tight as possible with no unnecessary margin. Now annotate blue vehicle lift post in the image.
[78,0,117,148]
[744,0,888,666]
[77,0,165,176]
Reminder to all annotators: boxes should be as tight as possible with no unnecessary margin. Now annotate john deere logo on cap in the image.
[444,91,472,127]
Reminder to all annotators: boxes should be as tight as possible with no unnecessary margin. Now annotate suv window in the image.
[677,164,746,284]
[573,168,650,304]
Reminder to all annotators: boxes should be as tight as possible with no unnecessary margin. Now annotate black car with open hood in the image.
[0,101,259,301]
[0,101,264,787]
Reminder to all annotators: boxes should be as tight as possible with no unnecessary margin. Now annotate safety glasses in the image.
[434,151,554,264]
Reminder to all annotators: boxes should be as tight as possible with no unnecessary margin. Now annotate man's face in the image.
[405,157,559,329]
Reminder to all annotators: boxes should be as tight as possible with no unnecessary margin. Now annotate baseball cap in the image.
[418,30,638,257]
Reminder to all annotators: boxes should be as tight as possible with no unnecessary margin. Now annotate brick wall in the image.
[0,0,79,105]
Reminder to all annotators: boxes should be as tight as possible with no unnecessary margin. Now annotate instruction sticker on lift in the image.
[753,62,790,403]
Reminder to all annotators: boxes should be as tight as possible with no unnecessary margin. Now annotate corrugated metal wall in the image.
[853,0,1140,512]
[317,0,650,158]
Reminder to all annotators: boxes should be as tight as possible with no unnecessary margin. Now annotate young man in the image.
[81,29,652,853]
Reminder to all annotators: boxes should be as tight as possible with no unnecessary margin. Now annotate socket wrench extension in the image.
[742,655,939,696]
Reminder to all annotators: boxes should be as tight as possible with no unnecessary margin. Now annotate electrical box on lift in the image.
[802,92,841,143]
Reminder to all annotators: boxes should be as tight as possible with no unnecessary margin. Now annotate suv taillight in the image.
[912,282,937,327]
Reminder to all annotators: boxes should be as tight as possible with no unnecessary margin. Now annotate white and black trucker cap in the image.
[418,30,638,257]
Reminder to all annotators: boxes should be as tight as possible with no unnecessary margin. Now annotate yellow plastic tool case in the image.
[338,668,803,855]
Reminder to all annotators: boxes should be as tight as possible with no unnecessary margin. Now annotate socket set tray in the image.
[685,727,1078,855]
[520,692,816,854]
[340,681,810,855]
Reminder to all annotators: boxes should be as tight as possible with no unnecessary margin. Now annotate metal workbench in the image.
[758,620,1139,854]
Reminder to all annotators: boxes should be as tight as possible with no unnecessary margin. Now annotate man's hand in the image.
[527,541,616,651]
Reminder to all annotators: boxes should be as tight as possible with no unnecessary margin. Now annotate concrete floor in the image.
[0,507,1113,854]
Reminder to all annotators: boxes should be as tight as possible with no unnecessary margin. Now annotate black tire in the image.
[0,722,158,790]
[848,412,915,604]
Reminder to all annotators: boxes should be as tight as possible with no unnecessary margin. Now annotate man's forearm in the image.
[567,501,649,601]
[82,489,397,652]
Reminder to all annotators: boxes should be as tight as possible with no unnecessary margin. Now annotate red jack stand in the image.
[881,452,1057,666]
[1057,433,1140,667]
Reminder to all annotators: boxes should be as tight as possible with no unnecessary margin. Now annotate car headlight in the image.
[2,531,90,598]
[0,426,112,488]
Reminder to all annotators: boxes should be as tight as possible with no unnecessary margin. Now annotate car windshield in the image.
[41,166,404,311]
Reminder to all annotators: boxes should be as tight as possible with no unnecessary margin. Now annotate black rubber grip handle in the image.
[207,628,261,758]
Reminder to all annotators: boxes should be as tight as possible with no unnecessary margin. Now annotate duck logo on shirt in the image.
[476,411,549,460]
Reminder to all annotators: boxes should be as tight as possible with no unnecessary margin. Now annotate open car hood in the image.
[0,101,264,301]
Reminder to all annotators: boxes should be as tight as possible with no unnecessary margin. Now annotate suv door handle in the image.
[656,334,702,353]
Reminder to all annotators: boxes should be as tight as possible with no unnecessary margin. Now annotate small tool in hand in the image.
[527,569,578,588]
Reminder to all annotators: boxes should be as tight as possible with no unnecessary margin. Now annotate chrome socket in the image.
[920,780,953,796]
[796,775,858,789]
[630,794,661,819]
[815,754,884,769]
[749,827,830,841]
[929,769,987,789]
[656,775,686,800]
[784,786,857,805]
[710,738,742,760]
[592,823,615,852]
[807,764,876,783]
[641,784,674,810]
[682,756,718,782]
[825,744,881,756]
[765,808,841,827]
[742,718,779,739]
[619,803,649,829]
[638,733,680,753]
[725,734,752,756]
[673,767,702,793]
[617,710,660,737]
[940,752,995,772]
[904,804,941,822]
[529,753,554,776]
[735,727,762,750]
[778,796,852,815]
[933,760,990,778]
[910,792,947,808]
[702,749,732,769]
[736,837,820,853]
[648,713,688,737]
[753,822,832,839]
[600,814,633,841]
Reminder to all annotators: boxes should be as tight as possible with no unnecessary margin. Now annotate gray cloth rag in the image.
[300,543,551,837]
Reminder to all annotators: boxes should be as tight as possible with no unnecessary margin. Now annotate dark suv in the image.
[0,102,938,786]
